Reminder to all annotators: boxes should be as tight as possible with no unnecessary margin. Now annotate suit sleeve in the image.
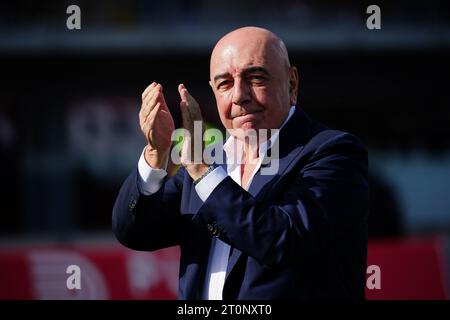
[112,165,186,251]
[194,132,369,267]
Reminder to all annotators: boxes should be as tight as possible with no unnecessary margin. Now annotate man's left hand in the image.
[178,84,209,181]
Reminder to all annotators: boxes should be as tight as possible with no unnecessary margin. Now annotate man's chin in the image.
[240,121,259,131]
[228,124,261,141]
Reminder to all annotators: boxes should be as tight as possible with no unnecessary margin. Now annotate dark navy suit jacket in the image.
[112,107,369,299]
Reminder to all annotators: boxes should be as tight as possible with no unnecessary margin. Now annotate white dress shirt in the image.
[137,106,303,300]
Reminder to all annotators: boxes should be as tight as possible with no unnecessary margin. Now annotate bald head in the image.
[210,26,291,80]
[209,26,299,135]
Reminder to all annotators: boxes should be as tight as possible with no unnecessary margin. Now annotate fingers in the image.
[140,83,163,122]
[143,83,161,107]
[143,90,161,122]
[146,102,161,129]
[141,101,162,143]
[178,83,202,121]
[178,84,191,129]
[141,82,157,100]
[179,100,192,130]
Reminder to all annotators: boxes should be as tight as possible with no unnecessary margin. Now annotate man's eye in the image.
[217,80,232,89]
[249,76,266,84]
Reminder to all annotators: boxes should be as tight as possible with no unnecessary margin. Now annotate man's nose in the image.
[232,78,251,106]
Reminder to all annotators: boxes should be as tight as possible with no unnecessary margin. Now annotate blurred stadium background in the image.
[0,0,449,299]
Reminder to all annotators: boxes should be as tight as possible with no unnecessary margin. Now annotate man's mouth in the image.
[232,111,263,128]
[233,110,263,119]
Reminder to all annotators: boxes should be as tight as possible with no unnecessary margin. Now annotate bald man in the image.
[112,27,369,299]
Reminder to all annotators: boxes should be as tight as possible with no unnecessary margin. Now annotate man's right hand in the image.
[139,82,175,169]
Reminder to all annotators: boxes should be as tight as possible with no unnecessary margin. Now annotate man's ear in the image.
[289,66,299,105]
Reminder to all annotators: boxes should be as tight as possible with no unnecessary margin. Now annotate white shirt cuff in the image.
[137,148,168,195]
[195,166,228,202]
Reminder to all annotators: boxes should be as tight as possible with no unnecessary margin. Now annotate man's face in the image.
[209,35,298,139]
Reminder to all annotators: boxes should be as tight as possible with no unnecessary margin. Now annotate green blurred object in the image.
[169,122,223,176]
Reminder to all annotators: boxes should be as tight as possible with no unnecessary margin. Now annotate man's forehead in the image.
[210,44,267,77]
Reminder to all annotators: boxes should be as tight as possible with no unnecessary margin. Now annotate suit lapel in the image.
[247,142,304,197]
[249,107,312,198]
[224,108,314,282]
[224,144,304,282]
[183,108,315,291]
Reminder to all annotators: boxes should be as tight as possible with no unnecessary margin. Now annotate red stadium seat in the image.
[366,236,449,299]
